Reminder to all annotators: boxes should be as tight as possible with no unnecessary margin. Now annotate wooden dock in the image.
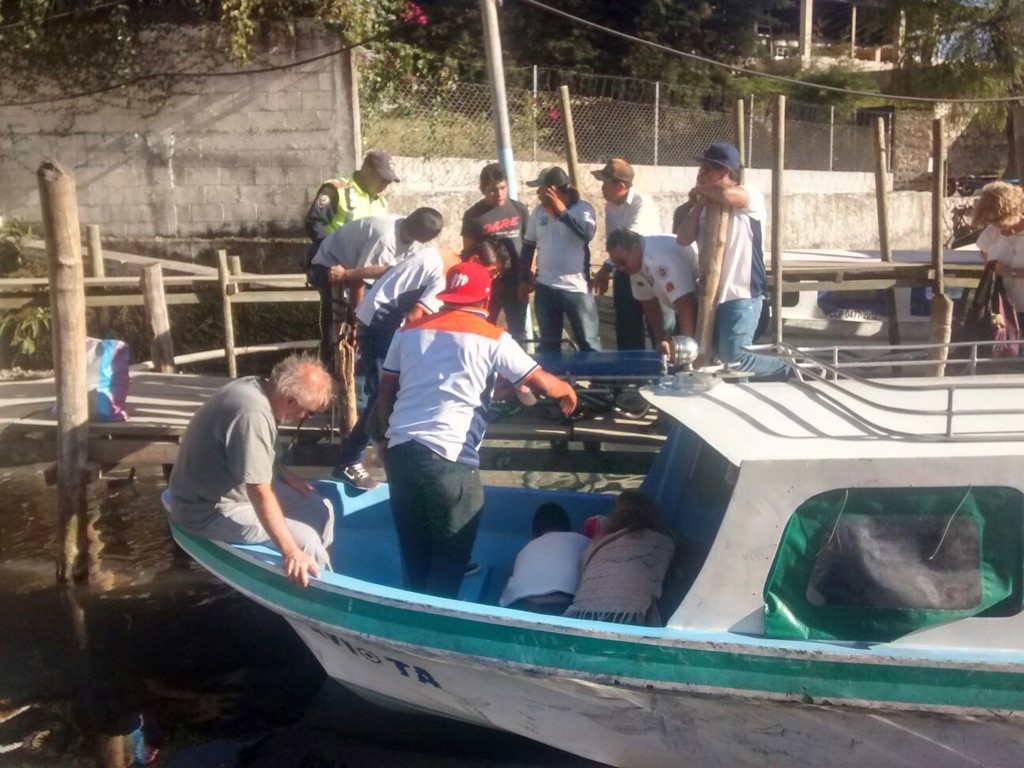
[0,372,665,472]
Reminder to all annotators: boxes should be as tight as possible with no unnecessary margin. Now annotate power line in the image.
[514,0,1024,106]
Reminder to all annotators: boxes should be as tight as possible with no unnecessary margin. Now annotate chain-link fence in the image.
[363,67,879,172]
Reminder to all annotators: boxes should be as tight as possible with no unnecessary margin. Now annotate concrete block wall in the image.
[0,25,358,242]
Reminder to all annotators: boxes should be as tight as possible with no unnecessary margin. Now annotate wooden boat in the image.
[166,342,1024,767]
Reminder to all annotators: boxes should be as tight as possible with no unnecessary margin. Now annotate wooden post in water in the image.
[217,250,237,378]
[140,263,175,373]
[85,224,109,331]
[771,95,785,343]
[39,161,89,583]
[694,205,729,365]
[929,117,952,376]
[873,117,901,348]
[734,98,746,185]
[558,86,581,187]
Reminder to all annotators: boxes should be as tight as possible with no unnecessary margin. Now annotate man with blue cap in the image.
[676,142,787,378]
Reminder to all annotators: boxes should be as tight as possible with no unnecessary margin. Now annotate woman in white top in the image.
[972,181,1024,321]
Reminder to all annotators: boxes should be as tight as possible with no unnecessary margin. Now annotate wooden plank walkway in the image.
[0,372,665,468]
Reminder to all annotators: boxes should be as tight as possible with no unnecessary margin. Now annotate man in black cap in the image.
[676,142,787,378]
[518,166,601,353]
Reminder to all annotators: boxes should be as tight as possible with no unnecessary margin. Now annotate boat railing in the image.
[743,339,1024,442]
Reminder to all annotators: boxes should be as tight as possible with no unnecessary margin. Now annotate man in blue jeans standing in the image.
[676,142,788,378]
[518,167,601,353]
[376,262,577,597]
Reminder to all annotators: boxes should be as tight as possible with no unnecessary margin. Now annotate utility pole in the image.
[479,0,519,200]
[798,0,813,69]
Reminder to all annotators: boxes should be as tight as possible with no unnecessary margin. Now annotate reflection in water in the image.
[0,461,643,766]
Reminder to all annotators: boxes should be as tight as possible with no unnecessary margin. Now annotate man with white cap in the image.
[676,142,787,378]
[377,261,577,598]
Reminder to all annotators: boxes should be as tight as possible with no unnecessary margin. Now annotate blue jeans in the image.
[534,282,602,353]
[385,440,484,598]
[714,298,789,378]
[490,275,528,343]
[337,322,395,467]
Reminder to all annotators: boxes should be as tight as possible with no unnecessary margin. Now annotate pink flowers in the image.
[399,1,428,25]
[547,107,560,121]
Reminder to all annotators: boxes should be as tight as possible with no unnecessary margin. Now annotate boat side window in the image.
[763,485,1024,643]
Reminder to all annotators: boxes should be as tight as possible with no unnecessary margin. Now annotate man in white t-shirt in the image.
[677,142,787,378]
[606,229,698,356]
[309,208,444,367]
[377,262,578,598]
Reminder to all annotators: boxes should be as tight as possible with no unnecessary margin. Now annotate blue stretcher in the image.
[522,349,668,420]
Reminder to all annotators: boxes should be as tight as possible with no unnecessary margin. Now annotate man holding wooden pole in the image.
[677,143,788,379]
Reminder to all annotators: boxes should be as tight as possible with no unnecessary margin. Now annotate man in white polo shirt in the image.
[606,229,698,357]
[376,262,578,598]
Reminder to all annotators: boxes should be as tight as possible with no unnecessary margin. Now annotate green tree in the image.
[889,0,1024,173]
[0,0,416,104]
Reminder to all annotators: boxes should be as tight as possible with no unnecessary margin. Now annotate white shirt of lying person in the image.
[499,531,591,607]
[629,234,699,310]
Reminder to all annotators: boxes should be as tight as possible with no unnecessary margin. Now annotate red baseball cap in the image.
[436,261,493,305]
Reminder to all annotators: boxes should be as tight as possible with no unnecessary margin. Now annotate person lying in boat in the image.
[167,354,336,588]
[499,502,591,615]
[564,490,675,626]
[374,261,578,598]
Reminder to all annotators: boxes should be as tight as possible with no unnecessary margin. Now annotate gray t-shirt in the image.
[168,376,276,529]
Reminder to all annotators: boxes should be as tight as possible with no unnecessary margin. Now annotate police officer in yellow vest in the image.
[305,150,398,261]
[305,150,399,366]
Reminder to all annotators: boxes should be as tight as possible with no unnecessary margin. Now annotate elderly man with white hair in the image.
[168,354,336,587]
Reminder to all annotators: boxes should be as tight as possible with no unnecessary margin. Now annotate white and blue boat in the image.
[167,345,1024,767]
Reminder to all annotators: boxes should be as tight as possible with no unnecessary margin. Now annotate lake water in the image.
[0,455,646,767]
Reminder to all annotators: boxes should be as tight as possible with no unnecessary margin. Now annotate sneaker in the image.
[464,561,481,577]
[332,462,379,490]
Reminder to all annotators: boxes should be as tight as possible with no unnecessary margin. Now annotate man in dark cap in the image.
[518,166,601,352]
[676,142,787,378]
[305,151,399,249]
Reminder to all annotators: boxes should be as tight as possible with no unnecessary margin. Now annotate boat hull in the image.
[290,616,1024,768]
